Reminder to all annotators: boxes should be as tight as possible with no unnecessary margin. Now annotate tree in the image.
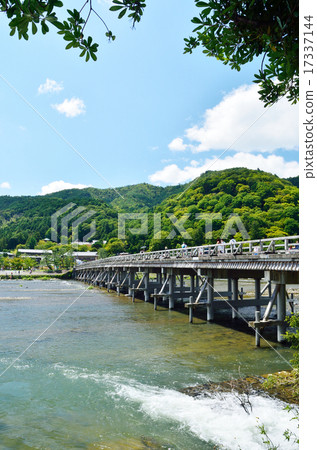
[2,1,298,105]
[184,0,298,106]
[23,257,38,269]
[1,0,145,61]
[104,238,125,256]
[26,235,37,249]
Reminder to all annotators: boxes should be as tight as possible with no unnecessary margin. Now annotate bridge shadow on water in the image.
[153,299,284,343]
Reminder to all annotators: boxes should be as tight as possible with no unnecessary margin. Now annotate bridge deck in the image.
[76,252,298,272]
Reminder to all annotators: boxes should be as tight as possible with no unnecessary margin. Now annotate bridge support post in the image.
[228,277,236,319]
[232,278,239,319]
[228,278,232,300]
[168,271,175,309]
[255,310,261,347]
[277,283,286,342]
[206,274,214,322]
[190,274,195,297]
[144,270,150,302]
[268,280,272,298]
[132,284,135,303]
[116,271,121,295]
[107,270,111,287]
[188,296,193,323]
[128,270,134,296]
[255,278,261,315]
[179,274,184,302]
[154,288,157,310]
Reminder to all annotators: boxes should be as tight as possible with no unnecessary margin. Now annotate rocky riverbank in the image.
[181,369,299,405]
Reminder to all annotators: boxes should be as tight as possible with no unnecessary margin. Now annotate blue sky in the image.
[0,0,298,197]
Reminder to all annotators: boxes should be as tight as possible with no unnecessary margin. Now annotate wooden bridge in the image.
[73,236,299,345]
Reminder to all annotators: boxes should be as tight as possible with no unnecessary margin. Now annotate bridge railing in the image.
[75,235,299,269]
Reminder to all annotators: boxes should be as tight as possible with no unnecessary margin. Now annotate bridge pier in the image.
[190,274,195,298]
[206,274,214,322]
[128,270,135,296]
[116,270,121,295]
[277,283,287,342]
[232,278,239,319]
[255,278,261,315]
[168,271,175,309]
[144,270,150,302]
[179,274,184,302]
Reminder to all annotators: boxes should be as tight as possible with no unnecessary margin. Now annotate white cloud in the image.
[0,182,11,189]
[168,137,189,151]
[149,153,299,185]
[52,98,86,118]
[176,84,298,153]
[38,78,63,94]
[39,180,91,195]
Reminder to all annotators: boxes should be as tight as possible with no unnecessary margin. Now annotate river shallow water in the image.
[0,279,297,449]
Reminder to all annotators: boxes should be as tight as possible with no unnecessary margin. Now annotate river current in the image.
[0,279,297,449]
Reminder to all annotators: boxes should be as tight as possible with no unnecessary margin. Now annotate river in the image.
[0,279,297,449]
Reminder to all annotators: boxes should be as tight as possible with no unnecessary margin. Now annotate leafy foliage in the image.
[184,0,299,105]
[284,313,299,368]
[285,175,299,188]
[109,0,146,25]
[0,168,298,255]
[1,0,145,61]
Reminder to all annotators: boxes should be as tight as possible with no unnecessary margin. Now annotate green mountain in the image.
[149,168,298,249]
[0,168,298,253]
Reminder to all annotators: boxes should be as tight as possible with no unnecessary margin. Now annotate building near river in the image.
[72,251,98,262]
[16,249,98,263]
[17,249,52,261]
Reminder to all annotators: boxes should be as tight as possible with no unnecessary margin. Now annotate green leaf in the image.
[196,1,209,7]
[110,5,123,11]
[63,32,74,41]
[32,22,37,35]
[118,8,127,19]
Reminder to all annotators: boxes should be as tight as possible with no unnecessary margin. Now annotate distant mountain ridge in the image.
[44,183,188,212]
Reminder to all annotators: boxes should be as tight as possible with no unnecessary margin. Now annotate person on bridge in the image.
[229,238,237,252]
[217,239,225,254]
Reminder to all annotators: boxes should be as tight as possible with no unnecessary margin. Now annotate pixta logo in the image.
[118,213,249,240]
[51,203,96,244]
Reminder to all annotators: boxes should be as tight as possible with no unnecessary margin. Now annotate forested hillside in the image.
[0,169,298,253]
[148,168,298,250]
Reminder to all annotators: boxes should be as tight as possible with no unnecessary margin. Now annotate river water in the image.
[0,279,297,449]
